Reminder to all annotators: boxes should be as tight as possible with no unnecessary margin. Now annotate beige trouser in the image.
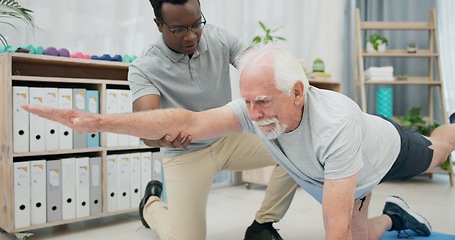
[143,134,298,240]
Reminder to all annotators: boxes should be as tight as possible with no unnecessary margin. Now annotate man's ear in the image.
[154,18,163,33]
[293,81,305,105]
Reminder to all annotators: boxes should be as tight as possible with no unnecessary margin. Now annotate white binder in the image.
[130,152,142,207]
[58,88,73,149]
[72,89,87,149]
[13,86,29,153]
[29,87,46,152]
[46,160,62,222]
[61,157,76,220]
[130,136,140,146]
[86,90,100,148]
[117,153,131,210]
[106,89,119,147]
[30,160,47,225]
[44,88,59,151]
[106,155,118,212]
[14,161,31,228]
[118,90,131,146]
[140,152,152,195]
[152,151,163,182]
[75,157,90,218]
[89,157,102,215]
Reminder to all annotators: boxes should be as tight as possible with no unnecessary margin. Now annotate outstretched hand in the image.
[21,104,101,134]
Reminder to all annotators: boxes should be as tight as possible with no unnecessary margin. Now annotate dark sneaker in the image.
[244,225,283,240]
[448,108,455,124]
[383,195,432,236]
[139,180,162,228]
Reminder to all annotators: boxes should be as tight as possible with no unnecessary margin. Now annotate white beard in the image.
[253,117,287,139]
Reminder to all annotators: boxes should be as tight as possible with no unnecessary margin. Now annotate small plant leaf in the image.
[252,36,262,44]
[0,0,35,47]
[252,21,286,45]
[259,21,267,31]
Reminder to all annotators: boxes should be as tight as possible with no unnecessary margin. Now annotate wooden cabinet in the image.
[353,8,453,186]
[0,52,158,233]
[242,80,342,188]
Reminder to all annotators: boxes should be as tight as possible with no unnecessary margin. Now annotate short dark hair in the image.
[149,0,200,20]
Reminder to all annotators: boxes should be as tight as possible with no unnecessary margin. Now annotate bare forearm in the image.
[22,104,241,142]
[325,228,351,240]
[324,207,352,240]
[99,108,192,140]
[323,205,352,239]
[322,175,359,240]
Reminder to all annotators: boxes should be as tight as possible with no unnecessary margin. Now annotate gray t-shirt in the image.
[129,24,248,157]
[228,86,401,202]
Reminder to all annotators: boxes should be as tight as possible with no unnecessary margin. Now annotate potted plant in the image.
[252,21,286,45]
[366,33,388,53]
[312,58,325,72]
[0,0,35,47]
[407,41,418,53]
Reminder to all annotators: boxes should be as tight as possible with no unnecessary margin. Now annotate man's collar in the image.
[158,34,208,62]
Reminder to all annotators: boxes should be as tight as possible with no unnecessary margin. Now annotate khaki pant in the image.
[144,134,298,240]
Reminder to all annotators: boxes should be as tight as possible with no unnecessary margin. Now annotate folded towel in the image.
[365,72,394,79]
[365,66,394,74]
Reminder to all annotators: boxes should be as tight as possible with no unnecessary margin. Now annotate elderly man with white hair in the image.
[22,43,455,240]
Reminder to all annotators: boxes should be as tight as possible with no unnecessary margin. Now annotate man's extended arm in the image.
[21,104,243,142]
[133,94,191,148]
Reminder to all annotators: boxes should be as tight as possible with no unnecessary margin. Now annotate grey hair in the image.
[237,43,309,96]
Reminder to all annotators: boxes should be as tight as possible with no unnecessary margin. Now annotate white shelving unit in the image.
[0,52,158,234]
[353,8,453,186]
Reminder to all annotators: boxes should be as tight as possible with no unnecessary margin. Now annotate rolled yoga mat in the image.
[377,88,393,119]
[382,230,455,239]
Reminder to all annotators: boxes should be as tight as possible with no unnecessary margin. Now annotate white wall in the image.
[4,0,347,88]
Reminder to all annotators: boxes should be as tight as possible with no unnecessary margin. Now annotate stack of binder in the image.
[106,151,159,212]
[12,86,101,153]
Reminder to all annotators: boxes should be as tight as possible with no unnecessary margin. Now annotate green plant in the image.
[407,41,418,53]
[366,33,388,51]
[0,0,35,47]
[252,21,286,45]
[397,107,439,135]
[312,58,325,72]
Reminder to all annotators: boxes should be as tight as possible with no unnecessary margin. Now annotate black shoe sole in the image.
[139,180,163,228]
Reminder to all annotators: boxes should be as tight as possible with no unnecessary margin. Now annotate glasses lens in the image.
[170,13,206,37]
[192,22,206,33]
[172,27,188,37]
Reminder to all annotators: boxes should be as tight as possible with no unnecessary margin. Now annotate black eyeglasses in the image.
[158,12,207,37]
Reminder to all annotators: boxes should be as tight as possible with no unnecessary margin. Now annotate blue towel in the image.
[382,231,455,239]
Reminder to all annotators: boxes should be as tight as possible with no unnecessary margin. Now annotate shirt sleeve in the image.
[128,59,160,102]
[227,99,256,134]
[213,26,249,65]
